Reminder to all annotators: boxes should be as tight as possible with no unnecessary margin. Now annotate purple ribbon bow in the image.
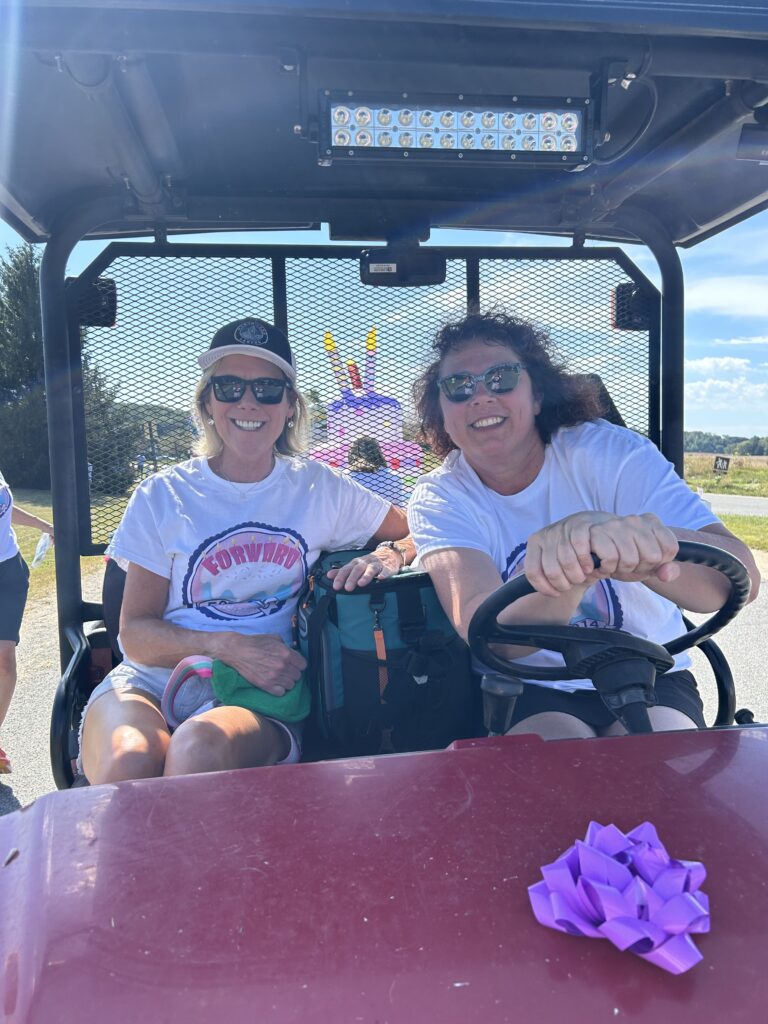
[528,821,709,974]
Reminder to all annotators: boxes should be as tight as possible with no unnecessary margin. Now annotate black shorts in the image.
[508,669,706,730]
[0,553,30,643]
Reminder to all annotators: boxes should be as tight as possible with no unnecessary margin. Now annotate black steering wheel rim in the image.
[468,539,751,681]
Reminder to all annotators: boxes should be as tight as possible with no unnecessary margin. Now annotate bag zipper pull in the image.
[372,608,388,696]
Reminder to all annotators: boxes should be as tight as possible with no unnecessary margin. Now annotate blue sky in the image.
[1,213,767,437]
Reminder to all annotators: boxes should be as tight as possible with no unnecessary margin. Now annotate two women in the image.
[81,318,412,784]
[408,312,760,739]
[82,308,761,784]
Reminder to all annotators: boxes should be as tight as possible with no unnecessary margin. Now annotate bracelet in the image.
[376,540,406,566]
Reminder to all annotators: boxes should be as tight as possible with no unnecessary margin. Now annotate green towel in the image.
[211,660,310,724]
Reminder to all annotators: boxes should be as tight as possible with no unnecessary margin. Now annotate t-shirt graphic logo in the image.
[503,542,623,630]
[233,321,268,347]
[183,521,308,621]
[0,486,10,520]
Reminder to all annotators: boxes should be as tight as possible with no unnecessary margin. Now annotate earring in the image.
[207,416,214,425]
[287,418,295,428]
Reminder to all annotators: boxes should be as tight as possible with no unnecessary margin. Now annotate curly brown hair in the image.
[413,310,605,458]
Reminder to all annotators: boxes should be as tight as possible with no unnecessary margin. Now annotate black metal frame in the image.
[41,221,694,788]
[66,238,662,555]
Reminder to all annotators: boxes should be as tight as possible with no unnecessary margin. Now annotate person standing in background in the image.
[0,468,54,774]
[346,436,406,507]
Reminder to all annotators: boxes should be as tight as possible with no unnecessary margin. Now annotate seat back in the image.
[102,557,127,662]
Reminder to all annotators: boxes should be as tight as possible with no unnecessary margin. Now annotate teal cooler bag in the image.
[298,550,481,757]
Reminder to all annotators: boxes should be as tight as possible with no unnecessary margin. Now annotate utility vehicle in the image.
[0,2,767,1020]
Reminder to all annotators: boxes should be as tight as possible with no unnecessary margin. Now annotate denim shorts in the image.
[508,670,706,730]
[77,660,303,773]
[0,553,29,643]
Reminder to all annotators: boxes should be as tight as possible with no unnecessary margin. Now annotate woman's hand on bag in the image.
[211,632,307,697]
[327,549,402,592]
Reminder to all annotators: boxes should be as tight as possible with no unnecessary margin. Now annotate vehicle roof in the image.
[2,0,768,246]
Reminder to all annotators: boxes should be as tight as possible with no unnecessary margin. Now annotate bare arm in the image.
[119,563,305,696]
[420,546,590,658]
[327,504,416,591]
[523,512,759,612]
[647,522,760,610]
[12,506,54,540]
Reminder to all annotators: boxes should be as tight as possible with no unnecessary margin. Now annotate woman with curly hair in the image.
[408,311,759,739]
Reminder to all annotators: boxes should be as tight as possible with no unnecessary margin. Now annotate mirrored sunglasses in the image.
[437,362,526,403]
[210,375,290,405]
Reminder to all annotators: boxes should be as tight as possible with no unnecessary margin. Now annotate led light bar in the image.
[320,93,591,165]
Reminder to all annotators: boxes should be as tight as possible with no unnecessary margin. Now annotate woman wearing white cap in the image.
[80,318,412,784]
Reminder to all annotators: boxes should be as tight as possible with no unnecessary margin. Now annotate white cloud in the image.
[685,376,768,411]
[685,356,751,376]
[686,277,768,317]
[712,335,768,347]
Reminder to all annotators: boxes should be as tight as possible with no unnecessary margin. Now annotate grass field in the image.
[12,489,104,602]
[684,453,768,497]
[717,515,768,553]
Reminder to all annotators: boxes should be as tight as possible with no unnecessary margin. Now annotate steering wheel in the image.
[467,540,752,734]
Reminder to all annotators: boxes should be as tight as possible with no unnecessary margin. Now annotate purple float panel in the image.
[1,729,767,1023]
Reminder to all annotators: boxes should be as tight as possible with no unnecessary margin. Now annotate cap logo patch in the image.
[234,321,269,347]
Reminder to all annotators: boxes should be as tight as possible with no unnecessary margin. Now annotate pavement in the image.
[702,493,768,517]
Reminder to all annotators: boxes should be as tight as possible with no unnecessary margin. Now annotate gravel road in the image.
[2,554,767,816]
[0,564,103,815]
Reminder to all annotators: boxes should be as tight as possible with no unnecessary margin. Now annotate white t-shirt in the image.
[109,455,390,656]
[408,420,719,690]
[0,469,19,563]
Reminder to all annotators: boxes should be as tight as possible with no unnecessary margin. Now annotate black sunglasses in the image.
[210,374,291,405]
[437,362,526,403]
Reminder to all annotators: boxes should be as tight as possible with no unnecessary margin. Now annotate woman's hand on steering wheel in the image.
[524,511,681,598]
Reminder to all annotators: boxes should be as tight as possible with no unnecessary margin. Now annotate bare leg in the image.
[600,706,699,736]
[506,711,597,740]
[163,705,290,777]
[81,689,171,784]
[0,641,17,729]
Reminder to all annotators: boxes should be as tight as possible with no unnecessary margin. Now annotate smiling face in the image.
[438,339,545,488]
[203,353,295,478]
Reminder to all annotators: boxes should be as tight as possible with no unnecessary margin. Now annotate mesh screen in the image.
[480,259,651,434]
[75,248,653,548]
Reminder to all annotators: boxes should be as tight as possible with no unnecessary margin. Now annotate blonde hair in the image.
[192,362,308,458]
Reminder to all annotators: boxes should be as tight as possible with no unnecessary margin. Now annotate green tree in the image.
[0,242,49,486]
[735,435,768,456]
[0,241,142,492]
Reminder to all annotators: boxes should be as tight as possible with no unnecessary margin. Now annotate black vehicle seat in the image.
[102,557,127,663]
[576,372,627,427]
